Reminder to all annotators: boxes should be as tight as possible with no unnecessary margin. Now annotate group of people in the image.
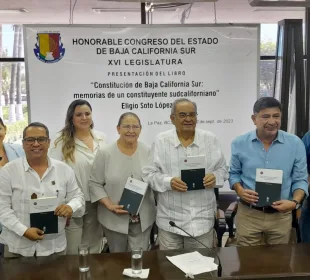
[0,96,309,258]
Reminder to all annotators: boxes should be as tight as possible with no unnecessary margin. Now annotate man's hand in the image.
[272,200,296,212]
[108,204,129,214]
[170,177,187,192]
[23,228,44,241]
[54,204,73,218]
[203,173,216,188]
[238,188,259,204]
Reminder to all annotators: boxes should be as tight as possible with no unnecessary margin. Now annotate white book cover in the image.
[119,178,148,215]
[29,196,58,234]
[256,168,283,184]
[30,196,58,214]
[180,155,205,171]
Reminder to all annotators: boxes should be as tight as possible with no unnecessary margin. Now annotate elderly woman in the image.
[89,112,156,252]
[49,99,107,255]
[0,117,25,255]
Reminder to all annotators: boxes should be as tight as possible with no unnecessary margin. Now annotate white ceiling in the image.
[0,0,305,24]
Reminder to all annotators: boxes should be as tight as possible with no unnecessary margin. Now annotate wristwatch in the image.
[291,199,301,210]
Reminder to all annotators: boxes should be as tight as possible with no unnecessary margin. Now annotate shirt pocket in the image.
[12,184,27,204]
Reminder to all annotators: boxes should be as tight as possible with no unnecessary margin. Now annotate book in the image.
[255,168,283,207]
[180,155,206,191]
[29,197,58,234]
[119,177,148,215]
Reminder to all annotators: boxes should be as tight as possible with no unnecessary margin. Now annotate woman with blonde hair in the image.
[49,99,107,254]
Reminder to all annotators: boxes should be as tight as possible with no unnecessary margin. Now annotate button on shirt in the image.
[0,157,85,257]
[49,130,107,201]
[142,129,228,237]
[229,130,309,199]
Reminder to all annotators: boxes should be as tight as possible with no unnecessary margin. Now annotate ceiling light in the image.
[0,8,28,14]
[97,0,218,2]
[92,8,140,13]
[253,7,304,11]
[92,7,178,12]
[249,0,310,7]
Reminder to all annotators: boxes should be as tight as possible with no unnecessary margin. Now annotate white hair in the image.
[171,98,197,115]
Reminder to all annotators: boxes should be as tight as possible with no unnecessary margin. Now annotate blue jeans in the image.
[299,200,310,243]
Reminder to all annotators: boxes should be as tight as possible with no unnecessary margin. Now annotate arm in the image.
[64,168,85,217]
[293,189,306,204]
[88,148,128,214]
[0,168,28,237]
[273,140,308,212]
[141,141,173,193]
[89,148,109,203]
[0,167,46,241]
[229,140,242,190]
[302,132,310,175]
[302,133,310,191]
[229,140,258,204]
[291,140,308,199]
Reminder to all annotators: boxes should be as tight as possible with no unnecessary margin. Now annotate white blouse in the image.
[49,130,107,201]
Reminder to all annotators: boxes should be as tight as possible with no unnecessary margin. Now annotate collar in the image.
[3,142,9,153]
[250,130,284,144]
[3,143,20,161]
[275,130,285,143]
[23,156,54,172]
[173,129,199,148]
[75,129,104,145]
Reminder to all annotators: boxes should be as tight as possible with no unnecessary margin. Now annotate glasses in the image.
[23,137,49,145]
[175,112,198,119]
[121,125,141,131]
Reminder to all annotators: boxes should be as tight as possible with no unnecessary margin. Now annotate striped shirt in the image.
[142,129,228,237]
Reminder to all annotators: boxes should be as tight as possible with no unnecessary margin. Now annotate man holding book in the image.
[142,98,228,250]
[229,97,308,246]
[0,122,85,257]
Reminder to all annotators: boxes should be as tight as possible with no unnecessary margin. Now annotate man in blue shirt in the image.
[299,132,310,242]
[229,97,308,246]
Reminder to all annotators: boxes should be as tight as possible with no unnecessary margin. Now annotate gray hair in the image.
[171,98,197,115]
[117,112,141,127]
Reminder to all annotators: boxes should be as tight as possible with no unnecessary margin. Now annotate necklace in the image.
[77,135,92,142]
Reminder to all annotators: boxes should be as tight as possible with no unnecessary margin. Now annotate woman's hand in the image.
[108,204,129,214]
[100,197,129,214]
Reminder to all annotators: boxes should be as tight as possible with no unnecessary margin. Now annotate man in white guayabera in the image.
[0,122,85,257]
[142,98,228,250]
